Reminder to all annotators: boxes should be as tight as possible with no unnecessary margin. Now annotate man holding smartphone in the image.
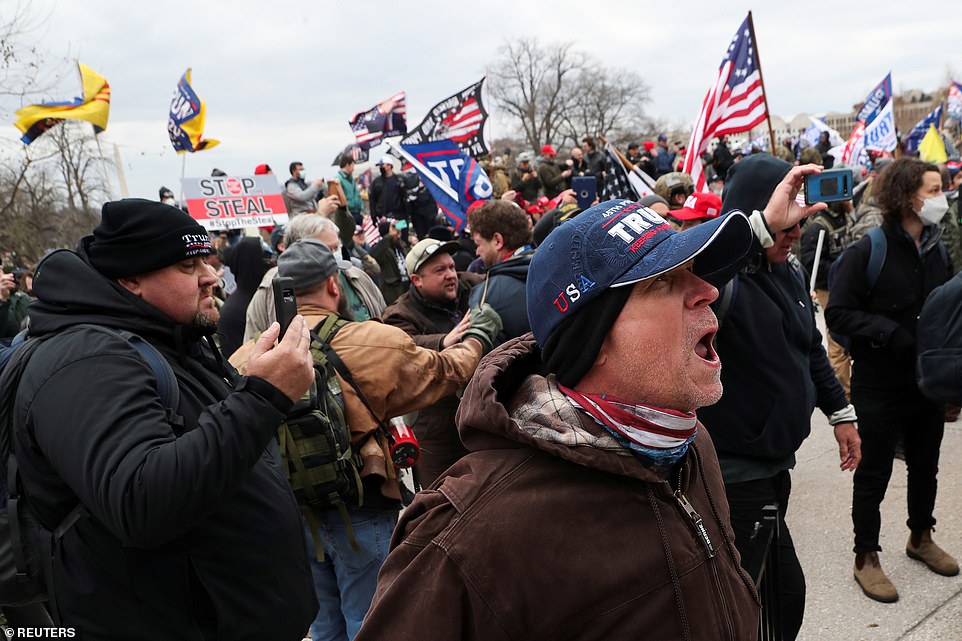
[700,156,860,641]
[230,238,502,641]
[0,262,29,339]
[11,199,318,639]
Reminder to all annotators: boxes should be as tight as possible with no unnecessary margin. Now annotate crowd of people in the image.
[2,123,962,641]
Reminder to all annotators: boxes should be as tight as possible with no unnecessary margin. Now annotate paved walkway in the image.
[791,377,962,640]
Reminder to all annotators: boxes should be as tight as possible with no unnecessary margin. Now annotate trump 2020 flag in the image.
[904,104,943,155]
[14,62,111,144]
[683,14,768,191]
[349,92,407,151]
[841,73,892,167]
[394,140,492,232]
[168,69,220,154]
[402,79,490,157]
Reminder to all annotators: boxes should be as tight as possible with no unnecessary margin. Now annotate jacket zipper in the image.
[707,551,737,641]
[673,467,715,558]
[674,465,737,640]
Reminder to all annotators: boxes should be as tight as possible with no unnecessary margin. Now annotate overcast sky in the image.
[1,0,959,202]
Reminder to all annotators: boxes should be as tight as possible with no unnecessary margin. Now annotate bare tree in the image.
[47,121,112,212]
[488,38,651,154]
[557,63,650,149]
[0,1,64,102]
[0,123,110,266]
[488,38,584,153]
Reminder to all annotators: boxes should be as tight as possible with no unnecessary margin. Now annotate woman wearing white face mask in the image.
[825,158,956,604]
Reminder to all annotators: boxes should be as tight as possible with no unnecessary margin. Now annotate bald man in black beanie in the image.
[698,156,861,641]
[10,199,319,639]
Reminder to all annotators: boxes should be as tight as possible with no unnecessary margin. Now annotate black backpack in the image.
[0,326,178,608]
[917,271,962,403]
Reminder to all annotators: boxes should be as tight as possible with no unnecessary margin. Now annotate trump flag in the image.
[394,140,492,231]
[349,92,407,151]
[841,73,892,167]
[402,79,490,157]
[168,69,220,154]
[14,62,111,144]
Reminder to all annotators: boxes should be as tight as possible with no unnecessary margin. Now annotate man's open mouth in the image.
[695,329,718,362]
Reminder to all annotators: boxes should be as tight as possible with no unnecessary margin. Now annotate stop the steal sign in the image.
[182,175,289,230]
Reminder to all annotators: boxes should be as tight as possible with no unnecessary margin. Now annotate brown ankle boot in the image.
[854,552,899,603]
[907,530,960,576]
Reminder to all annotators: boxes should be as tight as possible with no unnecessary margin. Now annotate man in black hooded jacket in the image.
[698,155,861,641]
[12,199,317,640]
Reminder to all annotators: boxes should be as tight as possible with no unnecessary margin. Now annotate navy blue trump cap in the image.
[526,199,753,348]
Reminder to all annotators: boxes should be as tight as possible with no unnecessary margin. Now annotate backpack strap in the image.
[865,226,887,292]
[4,326,183,618]
[313,316,419,503]
[112,330,183,429]
[714,275,739,329]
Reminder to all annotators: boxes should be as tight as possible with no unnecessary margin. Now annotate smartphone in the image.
[804,168,853,205]
[272,276,297,339]
[394,219,409,230]
[572,176,597,210]
[327,180,347,206]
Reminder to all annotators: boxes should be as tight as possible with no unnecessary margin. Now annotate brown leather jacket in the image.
[230,304,482,500]
[381,273,482,485]
[357,335,759,640]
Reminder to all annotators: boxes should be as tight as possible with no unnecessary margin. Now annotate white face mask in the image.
[919,193,949,225]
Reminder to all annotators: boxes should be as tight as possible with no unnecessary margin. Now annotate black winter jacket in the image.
[825,221,952,391]
[700,246,848,460]
[14,245,316,640]
[467,251,534,342]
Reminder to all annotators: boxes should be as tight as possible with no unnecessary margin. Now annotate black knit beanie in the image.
[87,199,213,278]
[541,285,634,388]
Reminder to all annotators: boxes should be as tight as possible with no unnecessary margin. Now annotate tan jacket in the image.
[230,303,482,499]
[243,265,386,342]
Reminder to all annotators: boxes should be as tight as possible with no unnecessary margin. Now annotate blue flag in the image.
[856,73,892,126]
[396,140,492,231]
[904,104,943,155]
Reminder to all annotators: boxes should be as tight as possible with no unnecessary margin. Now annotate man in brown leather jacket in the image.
[358,174,829,639]
[381,238,482,485]
[231,239,501,641]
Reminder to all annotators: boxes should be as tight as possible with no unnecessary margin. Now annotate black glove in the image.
[461,303,503,353]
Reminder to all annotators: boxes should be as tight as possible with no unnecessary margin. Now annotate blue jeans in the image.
[302,507,398,641]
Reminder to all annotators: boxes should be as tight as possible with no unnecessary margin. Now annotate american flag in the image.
[602,143,654,200]
[361,215,381,247]
[683,15,767,191]
[401,79,490,157]
[349,92,407,151]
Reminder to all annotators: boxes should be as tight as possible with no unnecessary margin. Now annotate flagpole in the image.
[600,135,657,190]
[599,135,632,172]
[93,134,114,201]
[180,154,187,203]
[747,11,777,155]
[112,143,129,198]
